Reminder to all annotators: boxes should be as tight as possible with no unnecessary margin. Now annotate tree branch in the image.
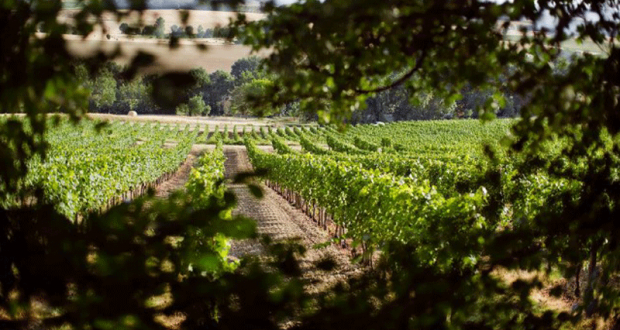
[354,50,428,95]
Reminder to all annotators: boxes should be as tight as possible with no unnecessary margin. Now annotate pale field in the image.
[87,114,307,130]
[58,9,267,73]
[503,33,616,56]
[1,113,308,131]
[64,36,268,74]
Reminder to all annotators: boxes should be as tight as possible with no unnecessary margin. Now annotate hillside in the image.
[60,9,268,73]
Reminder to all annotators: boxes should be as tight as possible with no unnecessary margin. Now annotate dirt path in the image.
[153,144,359,293]
[225,147,360,294]
[154,144,212,198]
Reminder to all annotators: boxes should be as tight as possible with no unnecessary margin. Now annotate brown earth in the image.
[88,114,304,128]
[151,143,359,293]
[150,144,359,329]
[224,146,360,294]
[153,144,213,197]
[65,37,267,74]
[57,9,268,73]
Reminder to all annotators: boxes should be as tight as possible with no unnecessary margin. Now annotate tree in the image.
[235,0,620,327]
[154,17,165,38]
[175,102,190,115]
[203,27,214,38]
[195,70,235,116]
[231,56,263,83]
[1,3,308,329]
[230,78,274,116]
[185,25,194,37]
[118,76,154,114]
[188,93,210,116]
[189,67,211,88]
[119,22,129,34]
[197,24,205,37]
[142,24,156,36]
[177,95,210,116]
[4,0,620,329]
[170,24,183,37]
[90,67,117,111]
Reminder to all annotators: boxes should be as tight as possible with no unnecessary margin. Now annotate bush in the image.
[176,103,190,116]
[189,94,210,116]
[177,94,211,116]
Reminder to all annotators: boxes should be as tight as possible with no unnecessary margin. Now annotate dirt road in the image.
[224,146,359,293]
[154,144,212,197]
[151,144,359,293]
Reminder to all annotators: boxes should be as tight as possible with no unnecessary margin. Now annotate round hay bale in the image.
[127,111,138,117]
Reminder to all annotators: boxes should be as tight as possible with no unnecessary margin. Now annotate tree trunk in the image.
[585,241,600,317]
[575,263,581,298]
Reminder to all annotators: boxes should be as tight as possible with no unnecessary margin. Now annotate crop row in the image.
[1,120,197,219]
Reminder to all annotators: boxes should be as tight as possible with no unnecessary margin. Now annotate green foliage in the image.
[353,136,379,152]
[177,94,210,116]
[0,120,196,218]
[0,3,311,329]
[230,78,274,116]
[231,56,263,83]
[0,180,312,329]
[381,137,392,148]
[204,70,235,115]
[299,135,332,155]
[271,136,293,154]
[326,134,367,155]
[90,67,117,110]
[189,67,211,88]
[188,94,210,116]
[76,56,279,117]
[247,138,490,260]
[184,143,238,275]
[176,103,190,115]
[119,22,129,34]
[5,0,620,328]
[118,76,153,112]
[154,17,165,38]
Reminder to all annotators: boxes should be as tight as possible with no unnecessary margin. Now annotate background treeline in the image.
[114,0,264,12]
[78,57,526,120]
[117,17,239,40]
[76,56,300,117]
[352,83,525,123]
[351,58,571,123]
[79,55,570,122]
[63,0,265,12]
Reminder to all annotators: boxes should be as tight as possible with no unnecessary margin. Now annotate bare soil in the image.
[57,9,269,74]
[151,143,359,294]
[88,113,304,128]
[151,145,359,328]
[224,146,360,294]
[153,144,213,197]
[65,38,266,74]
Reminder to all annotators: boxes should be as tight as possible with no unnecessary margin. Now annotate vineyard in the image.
[4,0,619,327]
[243,119,585,270]
[1,119,198,219]
[0,116,606,327]
[2,117,578,259]
[1,116,590,262]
